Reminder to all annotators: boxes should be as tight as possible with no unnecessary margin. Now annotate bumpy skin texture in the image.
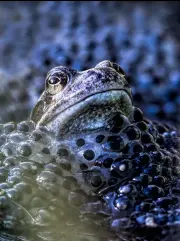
[0,61,179,241]
[30,60,133,135]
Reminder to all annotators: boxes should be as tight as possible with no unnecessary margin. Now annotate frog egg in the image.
[122,140,143,154]
[95,134,106,144]
[7,175,23,186]
[13,182,32,204]
[57,161,72,172]
[19,161,40,175]
[0,167,9,182]
[83,149,95,161]
[128,107,144,123]
[150,151,165,164]
[3,156,21,167]
[94,154,114,171]
[79,163,88,171]
[156,197,177,210]
[152,175,167,187]
[102,156,114,168]
[103,135,125,152]
[155,214,168,226]
[6,188,21,201]
[138,152,151,166]
[148,124,158,140]
[143,185,164,200]
[138,174,153,187]
[3,122,17,134]
[31,197,44,208]
[145,216,157,227]
[136,214,146,225]
[8,132,28,143]
[11,206,28,222]
[110,159,134,178]
[118,184,137,197]
[17,120,35,133]
[62,176,77,190]
[156,134,165,146]
[78,167,106,193]
[135,121,149,131]
[35,208,57,224]
[36,170,58,188]
[57,147,69,157]
[161,167,172,180]
[17,142,33,157]
[30,153,52,166]
[156,124,169,134]
[0,195,11,209]
[145,143,160,152]
[114,196,134,211]
[1,142,16,156]
[0,182,11,190]
[162,156,171,167]
[123,124,141,140]
[45,163,63,176]
[30,128,53,145]
[144,164,162,177]
[30,130,43,142]
[135,202,152,212]
[105,113,130,133]
[172,155,180,166]
[10,166,24,176]
[141,132,154,144]
[90,174,103,188]
[111,217,129,232]
[41,147,51,155]
[77,145,100,164]
[76,138,86,147]
[36,172,59,195]
[68,189,88,206]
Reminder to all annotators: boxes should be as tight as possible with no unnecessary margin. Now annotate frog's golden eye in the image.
[46,71,68,95]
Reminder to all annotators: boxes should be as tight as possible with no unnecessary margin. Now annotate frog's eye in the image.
[46,71,68,95]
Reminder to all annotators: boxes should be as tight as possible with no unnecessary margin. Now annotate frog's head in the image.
[30,60,133,136]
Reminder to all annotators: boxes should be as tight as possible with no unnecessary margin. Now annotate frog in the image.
[30,60,133,136]
[0,60,179,241]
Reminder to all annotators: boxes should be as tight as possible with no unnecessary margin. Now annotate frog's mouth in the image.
[36,89,133,135]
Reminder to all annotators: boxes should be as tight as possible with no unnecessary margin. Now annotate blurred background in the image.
[0,1,179,126]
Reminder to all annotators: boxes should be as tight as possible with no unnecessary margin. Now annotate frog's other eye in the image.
[95,60,126,76]
[46,71,68,95]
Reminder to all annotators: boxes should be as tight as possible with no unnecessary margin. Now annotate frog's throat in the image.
[35,89,133,135]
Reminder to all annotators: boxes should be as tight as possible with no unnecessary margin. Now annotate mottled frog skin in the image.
[30,60,133,135]
[0,61,179,241]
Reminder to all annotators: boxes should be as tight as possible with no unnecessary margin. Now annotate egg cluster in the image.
[0,120,116,241]
[0,106,179,240]
[63,107,180,241]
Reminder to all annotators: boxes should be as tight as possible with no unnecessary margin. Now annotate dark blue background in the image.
[0,1,179,126]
